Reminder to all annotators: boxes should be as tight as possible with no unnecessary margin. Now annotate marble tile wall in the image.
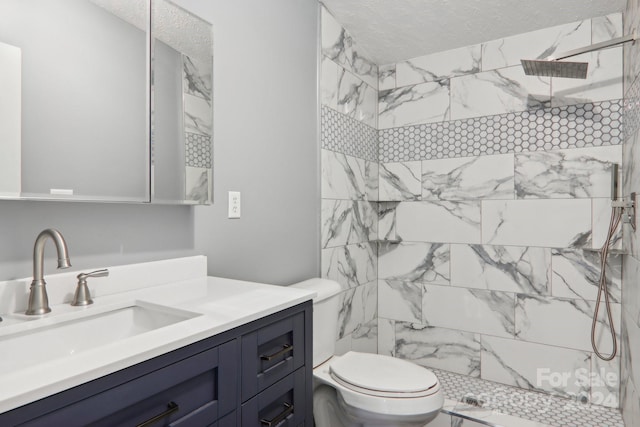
[380,14,622,125]
[320,4,633,412]
[621,0,640,425]
[321,7,378,128]
[183,54,212,203]
[378,14,623,163]
[377,13,627,409]
[320,6,379,354]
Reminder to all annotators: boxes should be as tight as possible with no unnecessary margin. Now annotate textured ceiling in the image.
[320,0,627,65]
[90,0,212,60]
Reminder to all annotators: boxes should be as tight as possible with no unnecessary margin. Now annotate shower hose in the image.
[591,205,623,361]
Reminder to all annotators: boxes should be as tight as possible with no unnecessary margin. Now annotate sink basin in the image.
[0,302,199,375]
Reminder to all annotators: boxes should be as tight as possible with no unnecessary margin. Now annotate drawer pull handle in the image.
[136,401,179,427]
[260,402,294,426]
[260,344,293,361]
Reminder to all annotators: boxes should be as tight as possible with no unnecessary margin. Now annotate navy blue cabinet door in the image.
[17,340,237,427]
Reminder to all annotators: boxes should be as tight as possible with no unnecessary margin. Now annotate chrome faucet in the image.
[25,228,72,315]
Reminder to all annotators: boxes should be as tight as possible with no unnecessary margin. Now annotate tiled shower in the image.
[320,1,640,425]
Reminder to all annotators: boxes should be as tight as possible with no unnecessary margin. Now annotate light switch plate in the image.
[228,191,241,219]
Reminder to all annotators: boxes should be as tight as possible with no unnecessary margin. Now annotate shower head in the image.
[521,59,588,79]
[521,32,637,79]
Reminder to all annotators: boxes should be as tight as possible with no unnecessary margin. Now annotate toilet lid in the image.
[329,352,438,394]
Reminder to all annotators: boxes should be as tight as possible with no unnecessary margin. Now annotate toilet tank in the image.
[290,278,342,367]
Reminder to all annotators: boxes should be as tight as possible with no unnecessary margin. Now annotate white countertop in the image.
[0,257,315,414]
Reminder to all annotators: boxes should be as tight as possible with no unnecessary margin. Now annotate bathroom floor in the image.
[432,369,624,427]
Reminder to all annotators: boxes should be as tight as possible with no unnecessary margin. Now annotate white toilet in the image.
[292,278,444,427]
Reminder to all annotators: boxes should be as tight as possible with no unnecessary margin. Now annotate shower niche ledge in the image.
[581,248,628,255]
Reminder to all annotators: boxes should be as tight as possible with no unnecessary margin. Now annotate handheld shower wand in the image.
[591,164,621,361]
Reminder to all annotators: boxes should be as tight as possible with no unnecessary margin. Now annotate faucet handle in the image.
[77,269,109,280]
[72,269,109,306]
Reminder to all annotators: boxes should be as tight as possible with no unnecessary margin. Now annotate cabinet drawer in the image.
[211,410,238,427]
[241,367,306,427]
[242,311,305,401]
[21,340,237,427]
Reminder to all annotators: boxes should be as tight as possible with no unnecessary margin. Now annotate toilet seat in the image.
[329,352,440,398]
[315,352,444,417]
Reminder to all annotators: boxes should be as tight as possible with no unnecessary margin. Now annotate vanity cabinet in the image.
[241,368,307,427]
[0,301,312,427]
[240,311,308,426]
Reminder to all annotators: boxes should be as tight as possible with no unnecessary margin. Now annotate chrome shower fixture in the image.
[521,59,588,79]
[521,32,637,79]
[613,192,637,231]
[629,193,637,230]
[608,164,636,230]
[591,164,635,361]
[610,163,619,201]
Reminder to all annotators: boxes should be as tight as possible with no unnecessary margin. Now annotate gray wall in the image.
[0,200,195,280]
[0,0,320,286]
[175,0,321,285]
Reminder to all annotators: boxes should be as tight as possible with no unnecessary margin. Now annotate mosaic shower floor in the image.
[432,368,624,427]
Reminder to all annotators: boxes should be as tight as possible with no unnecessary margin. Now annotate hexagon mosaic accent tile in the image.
[433,368,624,427]
[321,106,379,162]
[379,100,623,163]
[186,132,212,168]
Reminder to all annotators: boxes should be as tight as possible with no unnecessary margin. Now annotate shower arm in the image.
[545,32,636,62]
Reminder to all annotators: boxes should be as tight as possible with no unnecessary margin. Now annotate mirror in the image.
[0,0,149,201]
[0,0,213,204]
[152,0,213,204]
